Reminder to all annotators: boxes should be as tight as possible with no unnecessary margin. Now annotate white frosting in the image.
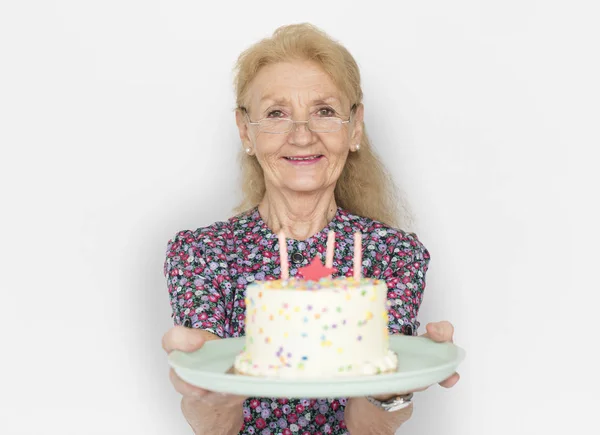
[234,278,398,378]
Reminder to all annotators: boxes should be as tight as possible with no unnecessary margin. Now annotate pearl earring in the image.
[245,147,252,154]
[354,144,360,151]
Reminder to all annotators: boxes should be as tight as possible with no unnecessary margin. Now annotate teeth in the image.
[288,156,319,161]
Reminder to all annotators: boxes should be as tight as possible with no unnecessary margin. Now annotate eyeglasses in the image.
[243,106,355,134]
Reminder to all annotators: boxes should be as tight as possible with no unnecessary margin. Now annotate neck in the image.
[258,188,338,241]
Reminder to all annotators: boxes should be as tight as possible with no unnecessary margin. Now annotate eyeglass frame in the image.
[240,104,358,134]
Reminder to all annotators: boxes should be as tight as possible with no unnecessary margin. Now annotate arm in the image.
[164,230,244,434]
[164,229,230,338]
[345,233,430,434]
[178,330,243,435]
[181,396,245,435]
[344,398,413,435]
[163,327,246,435]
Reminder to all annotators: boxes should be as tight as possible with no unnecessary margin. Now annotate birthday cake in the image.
[233,231,398,378]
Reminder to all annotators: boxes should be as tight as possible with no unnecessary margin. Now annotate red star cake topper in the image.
[298,256,337,281]
[277,229,362,281]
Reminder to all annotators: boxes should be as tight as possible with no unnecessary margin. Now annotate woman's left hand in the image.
[371,320,460,401]
[420,320,460,389]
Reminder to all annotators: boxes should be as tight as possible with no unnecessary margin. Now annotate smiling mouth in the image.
[284,155,324,162]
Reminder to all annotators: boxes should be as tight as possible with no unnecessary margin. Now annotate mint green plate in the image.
[168,335,465,398]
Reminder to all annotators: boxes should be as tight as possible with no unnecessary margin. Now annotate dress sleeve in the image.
[382,232,431,336]
[163,230,229,338]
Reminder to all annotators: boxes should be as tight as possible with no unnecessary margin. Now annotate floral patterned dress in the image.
[164,207,430,435]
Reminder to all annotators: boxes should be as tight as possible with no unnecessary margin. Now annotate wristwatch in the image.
[365,393,413,412]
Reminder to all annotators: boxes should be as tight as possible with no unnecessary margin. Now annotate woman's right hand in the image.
[162,325,247,409]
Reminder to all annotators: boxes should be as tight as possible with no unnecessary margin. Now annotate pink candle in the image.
[325,231,335,269]
[353,232,362,280]
[278,231,289,280]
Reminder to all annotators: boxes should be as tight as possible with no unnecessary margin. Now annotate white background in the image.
[1,1,599,434]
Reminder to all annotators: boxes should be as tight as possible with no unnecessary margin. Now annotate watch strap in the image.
[365,393,413,412]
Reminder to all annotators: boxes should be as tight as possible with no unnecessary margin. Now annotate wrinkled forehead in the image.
[246,61,350,112]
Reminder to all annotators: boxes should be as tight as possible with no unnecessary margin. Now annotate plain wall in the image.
[1,1,598,434]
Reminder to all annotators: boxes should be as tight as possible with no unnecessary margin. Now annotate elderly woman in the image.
[162,24,459,435]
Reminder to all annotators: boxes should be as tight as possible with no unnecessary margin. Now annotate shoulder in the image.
[166,209,256,251]
[165,221,230,257]
[339,208,430,265]
[163,209,255,275]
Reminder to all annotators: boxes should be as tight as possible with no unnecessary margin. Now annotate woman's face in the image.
[236,60,363,196]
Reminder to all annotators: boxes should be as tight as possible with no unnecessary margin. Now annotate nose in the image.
[289,121,312,146]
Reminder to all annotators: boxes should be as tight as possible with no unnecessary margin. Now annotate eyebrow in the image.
[259,95,342,106]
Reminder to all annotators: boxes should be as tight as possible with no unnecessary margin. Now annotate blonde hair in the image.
[233,23,411,229]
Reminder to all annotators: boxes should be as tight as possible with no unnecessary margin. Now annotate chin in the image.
[283,180,326,193]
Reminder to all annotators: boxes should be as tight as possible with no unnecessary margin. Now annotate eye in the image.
[316,107,336,117]
[266,110,286,118]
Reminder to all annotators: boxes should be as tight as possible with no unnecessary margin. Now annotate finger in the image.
[169,368,209,398]
[424,321,454,343]
[439,372,460,388]
[162,325,205,354]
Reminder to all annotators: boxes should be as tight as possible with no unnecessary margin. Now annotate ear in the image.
[235,109,254,155]
[349,104,364,150]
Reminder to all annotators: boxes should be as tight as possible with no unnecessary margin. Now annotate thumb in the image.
[162,325,206,354]
[421,321,454,343]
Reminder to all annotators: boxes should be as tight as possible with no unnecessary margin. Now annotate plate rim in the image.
[168,334,466,384]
